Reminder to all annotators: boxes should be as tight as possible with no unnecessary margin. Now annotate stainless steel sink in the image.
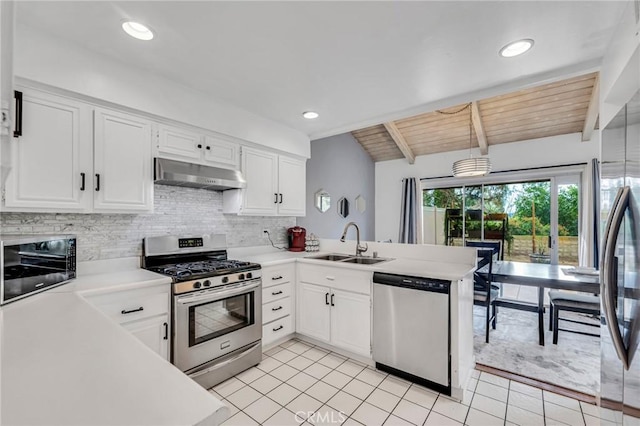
[307,253,353,261]
[306,253,391,265]
[341,257,390,265]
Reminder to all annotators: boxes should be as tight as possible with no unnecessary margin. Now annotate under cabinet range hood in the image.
[154,158,246,190]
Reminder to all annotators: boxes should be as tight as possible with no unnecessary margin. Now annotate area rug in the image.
[473,306,600,395]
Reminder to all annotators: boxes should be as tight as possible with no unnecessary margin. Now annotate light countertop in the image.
[0,261,228,426]
[229,244,475,281]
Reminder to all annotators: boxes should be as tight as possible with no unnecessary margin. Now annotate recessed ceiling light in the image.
[122,21,154,41]
[499,39,534,57]
[302,111,319,120]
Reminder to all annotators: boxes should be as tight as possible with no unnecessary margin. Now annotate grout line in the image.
[219,338,592,426]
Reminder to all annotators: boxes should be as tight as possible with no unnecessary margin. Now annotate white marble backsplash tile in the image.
[0,184,295,261]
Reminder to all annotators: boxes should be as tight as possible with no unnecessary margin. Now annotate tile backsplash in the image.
[0,184,295,261]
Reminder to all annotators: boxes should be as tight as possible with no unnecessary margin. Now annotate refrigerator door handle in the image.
[601,186,630,370]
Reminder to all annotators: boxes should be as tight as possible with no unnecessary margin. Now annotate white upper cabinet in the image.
[202,135,239,168]
[93,108,153,212]
[3,87,154,213]
[277,155,306,216]
[4,88,92,211]
[223,146,306,216]
[157,124,202,161]
[239,146,279,215]
[157,124,240,169]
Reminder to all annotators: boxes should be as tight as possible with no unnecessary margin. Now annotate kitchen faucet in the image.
[340,222,368,256]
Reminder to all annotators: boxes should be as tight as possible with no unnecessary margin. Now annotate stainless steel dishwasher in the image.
[372,272,451,395]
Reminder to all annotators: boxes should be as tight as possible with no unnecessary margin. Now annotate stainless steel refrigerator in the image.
[600,88,640,422]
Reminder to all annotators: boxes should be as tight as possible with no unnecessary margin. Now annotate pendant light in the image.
[452,103,491,177]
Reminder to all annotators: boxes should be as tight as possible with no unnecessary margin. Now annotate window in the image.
[422,166,582,265]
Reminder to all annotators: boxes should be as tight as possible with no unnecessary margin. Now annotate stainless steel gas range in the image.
[142,234,262,389]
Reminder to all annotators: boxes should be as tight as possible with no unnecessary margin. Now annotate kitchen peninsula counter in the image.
[0,259,228,426]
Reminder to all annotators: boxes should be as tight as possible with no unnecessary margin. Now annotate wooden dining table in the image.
[478,260,600,345]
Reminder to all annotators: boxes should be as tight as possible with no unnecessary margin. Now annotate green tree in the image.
[423,188,462,208]
[513,182,551,226]
[558,185,579,236]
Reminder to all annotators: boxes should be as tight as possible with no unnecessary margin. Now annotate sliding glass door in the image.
[423,175,580,265]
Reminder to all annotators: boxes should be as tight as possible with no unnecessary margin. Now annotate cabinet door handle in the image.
[273,325,284,332]
[163,322,168,340]
[325,292,329,305]
[272,276,283,281]
[121,306,143,315]
[206,146,211,150]
[330,293,335,306]
[271,290,283,295]
[272,306,283,311]
[279,193,283,204]
[274,193,278,204]
[197,144,203,149]
[13,90,23,137]
[80,173,86,191]
[95,174,100,191]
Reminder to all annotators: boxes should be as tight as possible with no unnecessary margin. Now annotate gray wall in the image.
[0,184,294,262]
[297,133,375,241]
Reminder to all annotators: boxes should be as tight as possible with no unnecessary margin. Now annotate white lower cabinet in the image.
[296,264,372,357]
[329,289,371,356]
[261,263,296,346]
[84,285,171,361]
[297,282,331,342]
[123,315,169,360]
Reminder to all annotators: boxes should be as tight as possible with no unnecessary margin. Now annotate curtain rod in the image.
[419,162,589,182]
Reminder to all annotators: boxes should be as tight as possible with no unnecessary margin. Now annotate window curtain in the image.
[579,158,600,268]
[398,178,423,244]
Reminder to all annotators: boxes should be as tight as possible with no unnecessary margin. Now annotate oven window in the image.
[189,292,254,346]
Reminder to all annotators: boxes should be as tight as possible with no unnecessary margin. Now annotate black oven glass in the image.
[188,291,254,347]
[2,238,76,303]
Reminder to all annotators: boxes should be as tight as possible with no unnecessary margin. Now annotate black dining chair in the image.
[467,241,501,343]
[548,290,600,344]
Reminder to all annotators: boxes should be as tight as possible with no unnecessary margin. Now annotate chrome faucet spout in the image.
[340,222,368,256]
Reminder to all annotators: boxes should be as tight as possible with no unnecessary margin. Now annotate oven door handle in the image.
[176,281,261,305]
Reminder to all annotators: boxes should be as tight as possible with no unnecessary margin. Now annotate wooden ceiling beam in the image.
[582,73,600,141]
[383,121,415,164]
[471,101,488,155]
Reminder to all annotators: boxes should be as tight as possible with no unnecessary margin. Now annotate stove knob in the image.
[238,273,245,280]
[222,277,229,284]
[203,280,211,287]
[193,281,202,289]
[246,272,253,279]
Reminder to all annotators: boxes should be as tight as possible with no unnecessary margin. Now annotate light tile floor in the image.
[212,338,622,426]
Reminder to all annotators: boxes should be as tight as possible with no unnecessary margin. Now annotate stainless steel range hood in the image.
[154,158,246,190]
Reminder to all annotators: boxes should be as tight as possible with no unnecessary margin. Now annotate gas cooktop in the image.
[148,259,260,282]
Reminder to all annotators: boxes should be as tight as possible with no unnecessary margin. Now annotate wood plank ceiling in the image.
[351,72,599,163]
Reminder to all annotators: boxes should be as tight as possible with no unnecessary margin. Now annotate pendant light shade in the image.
[452,157,492,177]
[451,102,492,178]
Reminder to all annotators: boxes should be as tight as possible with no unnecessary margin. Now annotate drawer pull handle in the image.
[326,276,335,281]
[272,306,283,311]
[273,325,284,332]
[272,275,283,281]
[121,307,144,315]
[272,290,283,295]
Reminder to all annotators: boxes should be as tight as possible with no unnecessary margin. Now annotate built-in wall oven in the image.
[142,234,262,389]
[1,234,76,305]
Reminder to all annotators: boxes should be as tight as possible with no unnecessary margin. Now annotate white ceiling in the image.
[16,1,625,140]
